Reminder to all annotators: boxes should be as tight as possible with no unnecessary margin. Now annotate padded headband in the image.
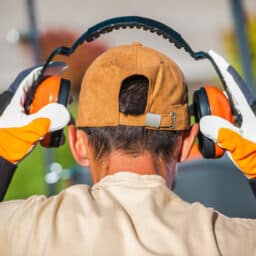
[41,16,242,118]
[42,17,221,79]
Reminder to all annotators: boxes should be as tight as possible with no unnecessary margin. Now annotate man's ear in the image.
[178,124,199,162]
[68,125,90,166]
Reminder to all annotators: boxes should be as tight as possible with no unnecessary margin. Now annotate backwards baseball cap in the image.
[77,42,190,130]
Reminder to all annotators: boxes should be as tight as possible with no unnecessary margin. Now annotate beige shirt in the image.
[0,172,255,256]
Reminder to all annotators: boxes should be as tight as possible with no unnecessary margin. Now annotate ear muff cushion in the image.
[57,79,71,106]
[193,87,216,158]
[193,86,234,159]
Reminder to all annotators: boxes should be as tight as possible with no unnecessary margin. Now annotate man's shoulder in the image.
[31,184,93,207]
[0,184,92,215]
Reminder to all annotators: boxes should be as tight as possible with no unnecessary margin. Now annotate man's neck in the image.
[90,151,169,183]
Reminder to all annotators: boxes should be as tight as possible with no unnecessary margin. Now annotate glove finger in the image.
[4,66,43,115]
[26,103,70,132]
[208,50,255,124]
[7,65,41,94]
[218,128,256,178]
[7,62,68,94]
[0,103,70,131]
[0,118,51,163]
[199,115,240,143]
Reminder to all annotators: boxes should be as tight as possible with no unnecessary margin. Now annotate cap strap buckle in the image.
[145,113,161,128]
[169,112,176,129]
[145,112,177,129]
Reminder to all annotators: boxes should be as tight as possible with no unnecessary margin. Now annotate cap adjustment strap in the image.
[145,113,161,128]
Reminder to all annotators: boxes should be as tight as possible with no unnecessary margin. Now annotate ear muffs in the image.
[28,76,70,147]
[28,16,240,155]
[193,86,234,158]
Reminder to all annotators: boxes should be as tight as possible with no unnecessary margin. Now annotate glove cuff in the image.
[0,157,17,201]
[249,178,256,199]
[0,91,13,115]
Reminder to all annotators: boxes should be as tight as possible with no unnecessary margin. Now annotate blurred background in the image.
[1,0,256,217]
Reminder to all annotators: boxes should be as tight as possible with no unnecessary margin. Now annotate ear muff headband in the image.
[42,17,227,82]
[41,16,240,117]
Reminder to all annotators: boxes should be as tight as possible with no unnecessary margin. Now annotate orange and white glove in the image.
[200,50,256,179]
[0,64,70,164]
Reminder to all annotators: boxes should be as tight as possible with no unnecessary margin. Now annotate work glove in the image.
[0,64,70,164]
[200,50,256,179]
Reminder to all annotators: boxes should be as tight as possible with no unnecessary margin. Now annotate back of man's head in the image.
[76,42,190,163]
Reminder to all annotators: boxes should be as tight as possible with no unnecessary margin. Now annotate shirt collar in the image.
[92,171,167,190]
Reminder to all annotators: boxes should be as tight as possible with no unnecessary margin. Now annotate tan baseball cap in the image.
[77,42,190,130]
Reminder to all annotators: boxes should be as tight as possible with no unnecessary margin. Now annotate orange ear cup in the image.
[204,86,235,158]
[29,76,62,147]
[29,76,62,114]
